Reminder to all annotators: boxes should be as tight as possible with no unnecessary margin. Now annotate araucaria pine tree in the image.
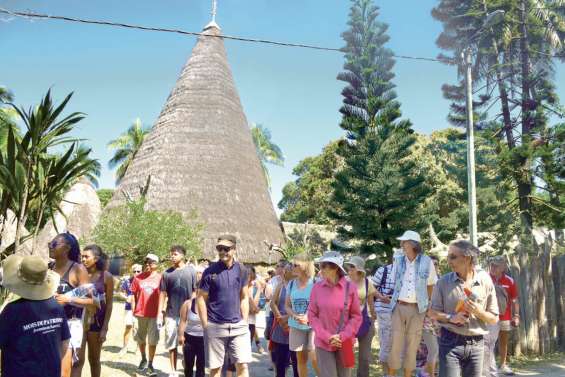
[330,0,428,261]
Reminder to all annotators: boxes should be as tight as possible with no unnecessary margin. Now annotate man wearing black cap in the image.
[196,234,251,377]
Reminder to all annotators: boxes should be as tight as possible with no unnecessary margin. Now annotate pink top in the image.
[308,276,362,352]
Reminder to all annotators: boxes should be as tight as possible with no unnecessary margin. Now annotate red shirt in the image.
[131,271,162,318]
[491,273,518,321]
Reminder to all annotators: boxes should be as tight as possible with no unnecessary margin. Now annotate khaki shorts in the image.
[135,317,159,346]
[164,317,180,350]
[289,327,315,352]
[499,320,512,332]
[204,321,252,370]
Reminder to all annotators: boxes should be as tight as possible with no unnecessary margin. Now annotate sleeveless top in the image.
[90,271,107,329]
[271,282,289,344]
[51,261,83,319]
[184,300,204,337]
[287,278,314,331]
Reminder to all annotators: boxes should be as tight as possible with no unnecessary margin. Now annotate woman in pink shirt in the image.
[308,251,362,377]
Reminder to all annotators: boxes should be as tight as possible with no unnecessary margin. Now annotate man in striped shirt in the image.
[371,262,396,376]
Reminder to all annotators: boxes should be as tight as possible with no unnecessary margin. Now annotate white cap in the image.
[396,230,421,243]
[145,253,159,263]
[317,251,346,274]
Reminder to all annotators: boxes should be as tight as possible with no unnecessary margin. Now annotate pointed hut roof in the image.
[107,24,284,263]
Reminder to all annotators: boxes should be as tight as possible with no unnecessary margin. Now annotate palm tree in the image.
[107,118,150,185]
[0,90,99,252]
[250,123,285,189]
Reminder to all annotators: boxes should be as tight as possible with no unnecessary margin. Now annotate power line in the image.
[0,7,443,63]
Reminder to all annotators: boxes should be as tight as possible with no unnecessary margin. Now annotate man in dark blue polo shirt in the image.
[197,234,251,377]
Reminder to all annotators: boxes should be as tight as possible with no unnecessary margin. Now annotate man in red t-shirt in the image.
[131,253,162,376]
[490,256,520,375]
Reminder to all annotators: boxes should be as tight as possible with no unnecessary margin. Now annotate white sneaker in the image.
[500,364,515,375]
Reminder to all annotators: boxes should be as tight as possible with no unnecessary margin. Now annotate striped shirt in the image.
[371,264,395,313]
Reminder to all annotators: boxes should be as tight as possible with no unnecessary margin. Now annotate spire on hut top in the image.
[204,0,221,31]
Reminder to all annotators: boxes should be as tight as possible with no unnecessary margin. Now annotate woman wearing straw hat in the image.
[0,254,71,377]
[345,256,377,377]
[308,251,362,377]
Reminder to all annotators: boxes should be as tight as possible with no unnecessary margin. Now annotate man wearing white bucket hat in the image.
[0,254,71,377]
[388,231,438,377]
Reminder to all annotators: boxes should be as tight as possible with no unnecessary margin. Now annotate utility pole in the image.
[463,48,478,246]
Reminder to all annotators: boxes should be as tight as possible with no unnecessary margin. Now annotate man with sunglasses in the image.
[197,235,252,377]
[429,240,499,377]
[131,253,162,376]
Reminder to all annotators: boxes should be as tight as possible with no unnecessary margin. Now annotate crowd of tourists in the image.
[0,230,520,377]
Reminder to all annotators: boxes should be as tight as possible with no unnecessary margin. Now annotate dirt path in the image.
[87,305,564,377]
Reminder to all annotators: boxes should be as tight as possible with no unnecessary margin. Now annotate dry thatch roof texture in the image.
[107,25,283,263]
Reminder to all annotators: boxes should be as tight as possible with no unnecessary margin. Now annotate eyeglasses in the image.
[144,260,157,265]
[320,262,336,269]
[48,240,58,249]
[216,246,233,252]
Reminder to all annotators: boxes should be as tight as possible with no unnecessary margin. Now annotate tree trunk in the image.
[518,0,534,238]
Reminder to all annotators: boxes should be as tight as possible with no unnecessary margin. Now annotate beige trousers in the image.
[388,303,425,371]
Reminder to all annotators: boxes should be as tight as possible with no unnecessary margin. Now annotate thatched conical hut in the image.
[107,22,283,263]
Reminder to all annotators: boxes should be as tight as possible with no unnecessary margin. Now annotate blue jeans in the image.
[438,328,484,377]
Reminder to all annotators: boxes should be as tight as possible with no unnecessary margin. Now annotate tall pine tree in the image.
[330,0,428,261]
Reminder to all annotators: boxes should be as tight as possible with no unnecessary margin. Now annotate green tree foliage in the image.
[91,197,202,264]
[432,0,565,238]
[250,123,285,189]
[330,0,429,260]
[0,90,100,254]
[96,189,114,208]
[108,118,150,185]
[418,129,517,249]
[278,141,340,224]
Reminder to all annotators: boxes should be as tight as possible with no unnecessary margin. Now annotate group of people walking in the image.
[0,229,520,377]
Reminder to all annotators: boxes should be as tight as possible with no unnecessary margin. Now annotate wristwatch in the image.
[446,313,453,323]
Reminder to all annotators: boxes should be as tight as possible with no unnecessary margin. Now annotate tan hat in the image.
[217,234,237,248]
[344,256,366,274]
[2,254,60,300]
[145,253,159,263]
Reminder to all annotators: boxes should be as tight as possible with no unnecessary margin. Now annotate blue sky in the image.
[2,0,564,212]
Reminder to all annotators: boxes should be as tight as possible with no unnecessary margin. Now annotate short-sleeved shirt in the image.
[0,297,71,377]
[491,273,518,321]
[131,271,162,318]
[121,278,133,311]
[398,256,438,303]
[371,264,395,313]
[160,264,197,319]
[431,269,499,336]
[286,279,314,331]
[199,261,248,324]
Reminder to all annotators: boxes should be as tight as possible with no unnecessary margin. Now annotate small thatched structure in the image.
[0,209,33,256]
[34,178,102,258]
[107,23,283,263]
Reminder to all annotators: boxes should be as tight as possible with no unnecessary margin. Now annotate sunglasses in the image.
[216,246,233,252]
[447,254,463,260]
[48,240,59,249]
[133,270,142,273]
[320,262,337,269]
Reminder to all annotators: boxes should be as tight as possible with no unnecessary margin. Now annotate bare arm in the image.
[240,285,249,322]
[270,284,283,318]
[158,291,167,320]
[197,290,208,329]
[99,272,114,343]
[60,340,69,359]
[284,288,297,319]
[178,300,190,346]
